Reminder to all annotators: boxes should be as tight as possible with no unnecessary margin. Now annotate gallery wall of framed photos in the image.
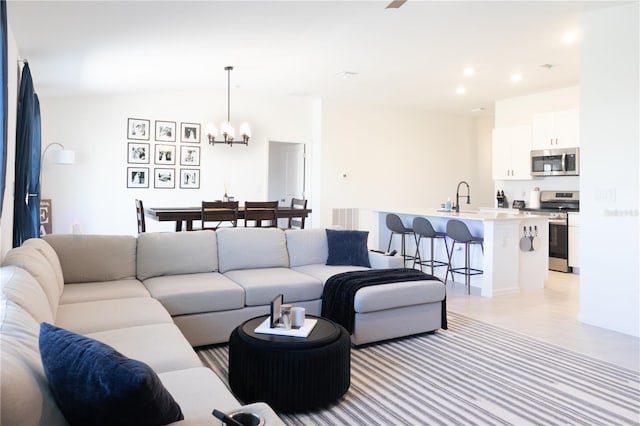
[126,118,201,189]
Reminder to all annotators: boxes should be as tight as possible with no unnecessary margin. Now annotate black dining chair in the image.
[287,198,308,229]
[244,201,279,227]
[135,199,146,234]
[201,201,239,230]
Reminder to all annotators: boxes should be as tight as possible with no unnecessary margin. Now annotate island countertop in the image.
[371,208,549,297]
[374,207,543,222]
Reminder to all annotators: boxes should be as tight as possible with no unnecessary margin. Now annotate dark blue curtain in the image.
[13,63,41,247]
[0,0,7,218]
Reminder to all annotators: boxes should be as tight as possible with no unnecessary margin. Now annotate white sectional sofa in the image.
[1,227,446,425]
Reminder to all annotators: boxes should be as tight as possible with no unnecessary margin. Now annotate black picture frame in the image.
[127,118,150,140]
[127,167,149,188]
[127,142,150,164]
[155,120,176,142]
[270,294,283,328]
[180,145,200,166]
[180,122,200,143]
[179,168,200,189]
[154,144,176,165]
[153,168,175,189]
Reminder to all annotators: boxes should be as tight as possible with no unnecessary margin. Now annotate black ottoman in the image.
[228,315,351,413]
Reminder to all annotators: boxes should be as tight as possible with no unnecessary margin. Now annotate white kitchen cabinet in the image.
[492,126,532,180]
[532,109,580,149]
[568,212,580,268]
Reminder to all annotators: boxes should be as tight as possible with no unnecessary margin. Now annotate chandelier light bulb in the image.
[205,123,218,139]
[239,122,251,140]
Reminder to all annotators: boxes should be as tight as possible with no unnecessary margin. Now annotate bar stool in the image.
[386,213,418,267]
[445,219,484,294]
[412,217,449,276]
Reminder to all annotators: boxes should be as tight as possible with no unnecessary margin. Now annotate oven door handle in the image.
[549,218,567,225]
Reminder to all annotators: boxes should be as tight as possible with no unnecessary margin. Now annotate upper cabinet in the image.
[492,126,532,180]
[532,109,580,149]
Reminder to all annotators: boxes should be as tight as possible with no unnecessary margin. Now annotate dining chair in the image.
[201,201,239,230]
[287,198,308,229]
[244,201,279,227]
[135,199,146,234]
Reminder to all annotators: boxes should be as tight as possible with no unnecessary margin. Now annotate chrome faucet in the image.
[455,181,470,213]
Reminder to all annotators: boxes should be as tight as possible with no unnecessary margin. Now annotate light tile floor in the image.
[446,271,640,371]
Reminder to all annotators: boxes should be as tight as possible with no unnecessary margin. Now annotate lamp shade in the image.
[51,149,75,165]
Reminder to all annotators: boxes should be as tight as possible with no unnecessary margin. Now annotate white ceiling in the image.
[7,0,622,115]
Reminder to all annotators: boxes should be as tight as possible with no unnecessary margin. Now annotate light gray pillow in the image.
[137,231,218,280]
[285,228,328,267]
[217,228,289,273]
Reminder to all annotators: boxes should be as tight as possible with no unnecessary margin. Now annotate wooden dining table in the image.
[145,206,312,231]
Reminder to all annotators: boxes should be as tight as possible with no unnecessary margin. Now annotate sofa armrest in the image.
[368,251,404,269]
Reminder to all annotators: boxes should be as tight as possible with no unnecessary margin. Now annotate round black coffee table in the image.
[228,315,350,412]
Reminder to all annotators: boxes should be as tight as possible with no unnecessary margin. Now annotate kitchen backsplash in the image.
[495,176,579,209]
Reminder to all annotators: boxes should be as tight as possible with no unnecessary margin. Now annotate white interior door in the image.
[268,141,305,206]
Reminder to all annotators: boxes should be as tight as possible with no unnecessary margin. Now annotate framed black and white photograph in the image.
[180,145,200,166]
[180,122,200,143]
[180,169,200,189]
[154,168,175,189]
[154,144,176,165]
[127,167,149,188]
[127,142,149,164]
[127,118,150,140]
[155,120,176,142]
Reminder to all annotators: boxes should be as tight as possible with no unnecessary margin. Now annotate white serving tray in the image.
[254,317,317,338]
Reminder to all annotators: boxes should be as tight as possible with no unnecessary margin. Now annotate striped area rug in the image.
[197,312,640,425]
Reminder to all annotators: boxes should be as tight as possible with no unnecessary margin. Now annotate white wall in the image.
[39,90,314,235]
[579,2,639,337]
[493,86,580,205]
[0,24,21,257]
[318,99,491,238]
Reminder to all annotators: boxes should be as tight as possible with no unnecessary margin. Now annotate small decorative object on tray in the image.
[254,317,317,338]
[257,294,315,337]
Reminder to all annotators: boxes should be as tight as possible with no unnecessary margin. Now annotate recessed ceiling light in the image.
[463,67,475,77]
[562,31,578,44]
[510,73,522,82]
[455,86,466,95]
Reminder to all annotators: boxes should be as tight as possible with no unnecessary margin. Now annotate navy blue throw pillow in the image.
[39,322,183,426]
[326,229,371,268]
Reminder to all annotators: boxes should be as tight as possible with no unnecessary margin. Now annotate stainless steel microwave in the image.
[531,147,579,176]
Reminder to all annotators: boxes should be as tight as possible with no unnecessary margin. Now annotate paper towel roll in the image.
[529,190,540,209]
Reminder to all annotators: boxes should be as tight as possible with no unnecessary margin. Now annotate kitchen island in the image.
[372,209,548,297]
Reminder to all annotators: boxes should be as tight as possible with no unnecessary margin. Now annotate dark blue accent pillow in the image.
[39,322,183,426]
[326,229,371,268]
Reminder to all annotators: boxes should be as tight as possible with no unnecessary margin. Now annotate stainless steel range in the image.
[522,191,579,272]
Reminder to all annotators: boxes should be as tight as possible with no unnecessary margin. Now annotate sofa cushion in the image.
[23,237,65,293]
[285,228,329,267]
[2,246,61,314]
[326,229,371,268]
[43,234,137,284]
[55,297,173,335]
[292,264,370,284]
[217,228,289,273]
[159,367,241,419]
[354,279,446,313]
[1,300,68,426]
[87,323,203,374]
[39,323,184,426]
[60,279,150,304]
[1,266,55,324]
[143,272,245,316]
[224,268,322,306]
[137,231,218,281]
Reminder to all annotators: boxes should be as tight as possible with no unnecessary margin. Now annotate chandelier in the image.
[206,66,251,146]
